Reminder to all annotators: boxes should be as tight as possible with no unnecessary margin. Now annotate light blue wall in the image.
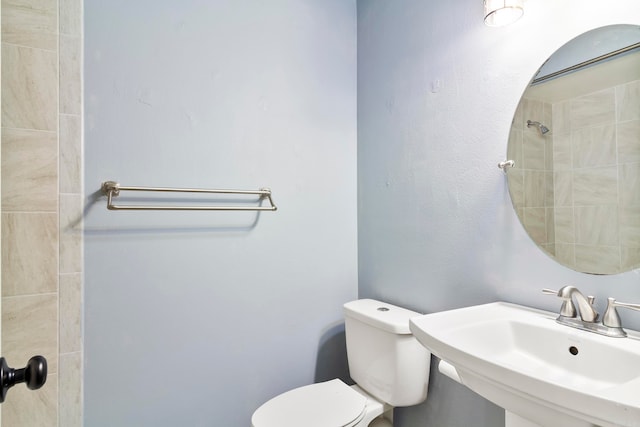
[83,1,357,425]
[357,1,640,426]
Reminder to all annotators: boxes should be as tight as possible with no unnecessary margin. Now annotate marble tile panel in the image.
[552,132,572,170]
[60,273,82,353]
[573,166,618,205]
[617,119,640,164]
[512,97,524,130]
[544,171,554,207]
[554,207,575,243]
[554,243,575,268]
[2,43,58,131]
[2,373,57,427]
[524,207,547,245]
[621,246,640,271]
[552,100,570,135]
[60,194,83,274]
[619,162,640,208]
[507,127,522,169]
[60,114,82,193]
[2,0,58,51]
[2,294,58,374]
[546,207,555,244]
[545,138,554,171]
[523,131,546,170]
[617,79,640,122]
[60,34,82,115]
[553,170,572,207]
[523,99,544,128]
[2,212,58,296]
[575,205,618,246]
[619,205,640,247]
[570,88,615,130]
[1,128,58,212]
[572,124,616,168]
[540,244,555,257]
[59,352,82,427]
[543,102,553,133]
[507,168,524,209]
[574,244,620,275]
[523,170,546,207]
[59,0,82,36]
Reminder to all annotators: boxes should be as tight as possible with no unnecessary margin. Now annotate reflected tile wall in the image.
[618,119,640,163]
[571,124,616,168]
[617,80,640,122]
[551,79,640,273]
[573,166,618,205]
[570,88,615,129]
[508,98,555,250]
[1,0,83,425]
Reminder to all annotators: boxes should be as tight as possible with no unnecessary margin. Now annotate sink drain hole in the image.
[569,346,579,355]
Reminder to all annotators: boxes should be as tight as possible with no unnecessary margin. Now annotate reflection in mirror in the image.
[507,25,640,275]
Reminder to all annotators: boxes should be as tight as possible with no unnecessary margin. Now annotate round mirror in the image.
[507,25,640,275]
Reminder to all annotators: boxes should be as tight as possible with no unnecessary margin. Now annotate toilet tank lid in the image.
[343,299,423,335]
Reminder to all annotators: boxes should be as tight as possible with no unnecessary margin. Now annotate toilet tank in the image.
[344,299,431,407]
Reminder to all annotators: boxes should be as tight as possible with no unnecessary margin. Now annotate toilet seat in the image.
[251,379,368,427]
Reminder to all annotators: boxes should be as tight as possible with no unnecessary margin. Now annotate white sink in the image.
[409,302,640,427]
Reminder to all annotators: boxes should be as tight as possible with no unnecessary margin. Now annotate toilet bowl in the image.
[251,379,386,427]
[251,299,431,427]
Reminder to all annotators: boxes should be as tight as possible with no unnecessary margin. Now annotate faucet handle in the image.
[602,298,640,330]
[542,288,576,318]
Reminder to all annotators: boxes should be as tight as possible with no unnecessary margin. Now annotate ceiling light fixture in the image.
[483,0,524,27]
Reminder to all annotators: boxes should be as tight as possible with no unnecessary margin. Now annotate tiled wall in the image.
[551,81,640,274]
[1,0,82,425]
[508,98,556,255]
[509,80,640,274]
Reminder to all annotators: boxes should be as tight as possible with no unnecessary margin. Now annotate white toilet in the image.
[251,299,431,427]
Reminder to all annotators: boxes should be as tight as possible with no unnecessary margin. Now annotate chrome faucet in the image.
[543,286,640,338]
[543,286,598,322]
[557,286,598,322]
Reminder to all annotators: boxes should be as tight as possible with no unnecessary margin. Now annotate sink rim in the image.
[409,302,640,427]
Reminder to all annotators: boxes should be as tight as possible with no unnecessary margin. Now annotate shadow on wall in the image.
[394,357,504,427]
[81,189,265,234]
[314,323,354,385]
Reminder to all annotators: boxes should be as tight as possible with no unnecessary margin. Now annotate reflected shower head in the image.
[527,120,550,135]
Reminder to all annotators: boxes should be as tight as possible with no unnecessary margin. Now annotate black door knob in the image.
[0,356,47,403]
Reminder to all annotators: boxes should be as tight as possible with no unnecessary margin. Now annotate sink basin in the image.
[409,302,640,427]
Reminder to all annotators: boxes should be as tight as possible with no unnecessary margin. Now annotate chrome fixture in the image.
[101,181,277,211]
[602,298,640,337]
[483,0,524,27]
[497,159,515,173]
[543,286,640,338]
[526,120,550,135]
[549,286,598,322]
